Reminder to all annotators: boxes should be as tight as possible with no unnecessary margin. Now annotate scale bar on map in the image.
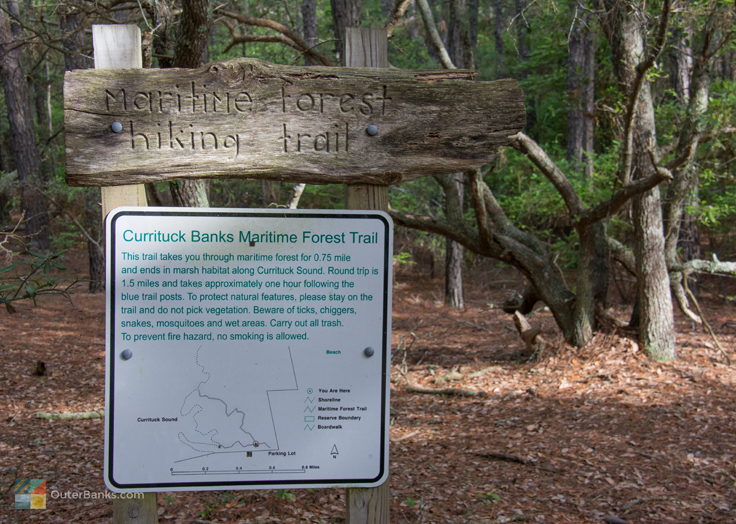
[171,469,306,475]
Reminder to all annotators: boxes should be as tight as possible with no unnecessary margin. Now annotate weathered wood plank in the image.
[343,28,391,524]
[64,58,524,186]
[92,24,156,524]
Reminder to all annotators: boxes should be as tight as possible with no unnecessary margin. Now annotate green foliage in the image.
[0,250,70,313]
[478,491,501,504]
[402,496,418,508]
[276,489,295,502]
[697,169,736,230]
[392,251,414,265]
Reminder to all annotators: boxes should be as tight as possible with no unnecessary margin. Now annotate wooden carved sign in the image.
[64,58,525,186]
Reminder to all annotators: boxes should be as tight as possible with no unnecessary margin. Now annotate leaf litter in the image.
[1,256,734,523]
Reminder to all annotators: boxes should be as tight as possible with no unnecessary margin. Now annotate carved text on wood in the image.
[65,59,525,186]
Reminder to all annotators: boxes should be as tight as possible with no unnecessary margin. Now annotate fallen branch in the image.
[405,383,486,397]
[512,311,547,358]
[36,410,104,420]
[680,256,736,276]
[475,452,528,464]
[475,452,562,474]
[391,430,421,443]
[684,281,732,365]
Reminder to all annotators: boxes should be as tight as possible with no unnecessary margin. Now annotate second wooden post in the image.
[344,26,390,524]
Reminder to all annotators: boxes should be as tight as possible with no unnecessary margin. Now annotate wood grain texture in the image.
[64,57,524,186]
[344,27,390,524]
[93,24,156,524]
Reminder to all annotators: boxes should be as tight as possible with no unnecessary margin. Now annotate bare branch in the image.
[683,279,731,365]
[578,169,670,227]
[389,210,482,255]
[510,132,584,216]
[223,34,298,54]
[386,0,413,38]
[216,8,333,66]
[468,169,494,248]
[670,272,702,325]
[415,0,456,69]
[476,172,549,258]
[606,236,636,275]
[679,256,736,276]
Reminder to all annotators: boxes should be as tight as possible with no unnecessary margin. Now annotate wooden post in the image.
[344,27,390,524]
[92,24,157,524]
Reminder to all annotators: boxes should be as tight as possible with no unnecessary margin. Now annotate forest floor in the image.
[1,248,735,523]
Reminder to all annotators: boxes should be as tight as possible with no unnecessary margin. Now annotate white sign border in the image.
[104,207,392,492]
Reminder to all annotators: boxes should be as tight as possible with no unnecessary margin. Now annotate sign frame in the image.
[104,207,392,492]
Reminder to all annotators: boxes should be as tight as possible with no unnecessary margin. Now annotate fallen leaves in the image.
[1,260,735,522]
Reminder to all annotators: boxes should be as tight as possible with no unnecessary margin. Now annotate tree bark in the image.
[600,0,675,361]
[447,0,470,69]
[60,4,103,291]
[0,1,50,250]
[566,7,594,177]
[301,0,318,64]
[330,0,361,61]
[169,0,211,208]
[514,0,530,63]
[492,0,505,78]
[436,173,465,309]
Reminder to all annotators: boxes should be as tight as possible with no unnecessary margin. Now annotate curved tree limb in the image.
[415,0,456,69]
[578,168,671,227]
[478,178,548,258]
[670,272,702,325]
[223,34,299,54]
[510,132,584,216]
[389,210,482,255]
[216,8,333,66]
[386,0,413,38]
[676,256,736,276]
[468,169,494,249]
[606,236,636,275]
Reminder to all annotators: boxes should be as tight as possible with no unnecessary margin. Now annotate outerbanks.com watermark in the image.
[49,490,144,501]
[14,479,143,510]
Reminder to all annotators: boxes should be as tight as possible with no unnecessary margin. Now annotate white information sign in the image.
[104,208,392,492]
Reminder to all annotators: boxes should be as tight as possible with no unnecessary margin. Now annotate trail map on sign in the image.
[104,209,391,492]
[177,345,298,456]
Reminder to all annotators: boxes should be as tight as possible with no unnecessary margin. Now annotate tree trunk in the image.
[330,0,361,61]
[438,173,465,309]
[60,5,103,291]
[169,179,209,208]
[447,0,466,68]
[169,0,211,207]
[566,8,595,177]
[671,24,694,103]
[85,189,104,292]
[601,0,675,360]
[492,0,505,78]
[260,180,280,207]
[514,0,530,63]
[301,0,318,64]
[572,221,608,346]
[0,1,50,250]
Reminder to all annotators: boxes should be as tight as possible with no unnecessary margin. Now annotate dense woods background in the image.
[0,0,735,360]
[2,1,736,522]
